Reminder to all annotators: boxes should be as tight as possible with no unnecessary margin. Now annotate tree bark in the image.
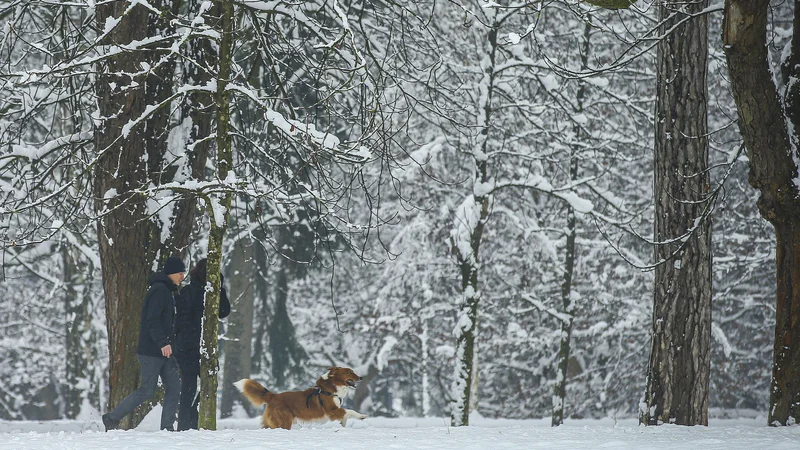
[220,237,255,418]
[94,1,161,429]
[551,20,591,428]
[197,0,234,430]
[641,0,712,426]
[449,16,497,428]
[63,247,94,419]
[268,227,309,389]
[723,0,800,426]
[95,0,189,428]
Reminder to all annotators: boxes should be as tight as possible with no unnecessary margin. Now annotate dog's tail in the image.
[234,379,274,406]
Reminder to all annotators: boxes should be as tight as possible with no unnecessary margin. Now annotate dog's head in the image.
[323,366,362,388]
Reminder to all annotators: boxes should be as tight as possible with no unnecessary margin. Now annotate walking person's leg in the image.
[189,382,200,430]
[177,370,197,431]
[104,355,164,429]
[160,356,181,431]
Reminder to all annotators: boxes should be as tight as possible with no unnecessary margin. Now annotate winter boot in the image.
[102,413,120,431]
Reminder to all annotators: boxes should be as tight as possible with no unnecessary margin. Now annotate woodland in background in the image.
[0,0,790,427]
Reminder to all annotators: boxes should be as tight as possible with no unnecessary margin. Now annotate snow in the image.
[2,416,800,449]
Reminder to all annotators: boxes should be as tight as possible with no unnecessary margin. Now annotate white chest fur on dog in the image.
[333,385,348,407]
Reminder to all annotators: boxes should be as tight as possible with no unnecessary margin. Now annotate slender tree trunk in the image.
[723,0,800,426]
[551,20,591,428]
[551,127,579,427]
[250,230,271,376]
[421,325,430,417]
[220,237,255,418]
[197,0,234,429]
[641,0,711,426]
[268,228,309,389]
[64,248,89,419]
[449,16,497,428]
[270,252,292,389]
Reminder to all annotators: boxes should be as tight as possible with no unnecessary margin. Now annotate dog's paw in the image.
[356,413,367,420]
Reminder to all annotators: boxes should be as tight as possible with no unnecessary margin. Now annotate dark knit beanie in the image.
[163,256,186,275]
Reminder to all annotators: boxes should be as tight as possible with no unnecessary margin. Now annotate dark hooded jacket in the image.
[174,277,230,374]
[137,272,179,357]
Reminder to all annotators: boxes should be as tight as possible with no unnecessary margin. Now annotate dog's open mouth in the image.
[346,379,358,387]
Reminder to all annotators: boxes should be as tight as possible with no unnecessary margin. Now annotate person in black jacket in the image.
[174,258,231,431]
[102,256,185,432]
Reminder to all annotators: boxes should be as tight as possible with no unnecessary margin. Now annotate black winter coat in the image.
[174,277,231,375]
[137,272,179,357]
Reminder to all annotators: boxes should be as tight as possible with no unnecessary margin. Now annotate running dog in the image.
[234,366,367,429]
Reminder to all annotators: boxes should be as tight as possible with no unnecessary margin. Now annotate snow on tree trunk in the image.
[95,0,192,428]
[220,238,255,418]
[551,20,590,428]
[551,137,578,428]
[449,15,498,428]
[641,0,711,426]
[723,0,800,426]
[198,0,234,429]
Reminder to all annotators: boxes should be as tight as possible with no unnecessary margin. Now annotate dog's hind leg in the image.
[265,406,294,430]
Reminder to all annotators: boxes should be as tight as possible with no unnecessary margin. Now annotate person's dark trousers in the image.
[177,371,199,430]
[106,354,181,430]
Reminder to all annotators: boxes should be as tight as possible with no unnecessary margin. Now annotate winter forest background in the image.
[0,0,794,428]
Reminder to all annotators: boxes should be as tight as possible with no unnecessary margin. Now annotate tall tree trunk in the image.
[94,1,161,429]
[198,0,234,429]
[449,16,497,428]
[95,0,188,429]
[641,0,712,426]
[551,20,591,428]
[220,237,255,418]
[723,0,800,426]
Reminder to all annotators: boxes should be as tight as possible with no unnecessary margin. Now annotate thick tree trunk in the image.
[220,238,255,418]
[95,0,187,429]
[723,0,800,426]
[641,0,711,426]
[94,1,161,429]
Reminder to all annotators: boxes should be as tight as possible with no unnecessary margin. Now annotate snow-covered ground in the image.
[2,410,800,450]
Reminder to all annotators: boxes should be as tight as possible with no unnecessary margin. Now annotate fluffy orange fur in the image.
[234,367,367,429]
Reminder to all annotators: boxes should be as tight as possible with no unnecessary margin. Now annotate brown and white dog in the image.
[234,367,367,430]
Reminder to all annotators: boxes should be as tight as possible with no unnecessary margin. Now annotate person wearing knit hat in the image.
[102,255,185,432]
[164,256,186,276]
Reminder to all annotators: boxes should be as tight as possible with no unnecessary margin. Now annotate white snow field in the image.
[2,409,800,450]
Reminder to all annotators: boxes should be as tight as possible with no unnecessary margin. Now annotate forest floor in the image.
[2,409,800,449]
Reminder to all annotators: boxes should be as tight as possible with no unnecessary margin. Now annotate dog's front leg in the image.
[341,409,367,427]
[331,408,367,427]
